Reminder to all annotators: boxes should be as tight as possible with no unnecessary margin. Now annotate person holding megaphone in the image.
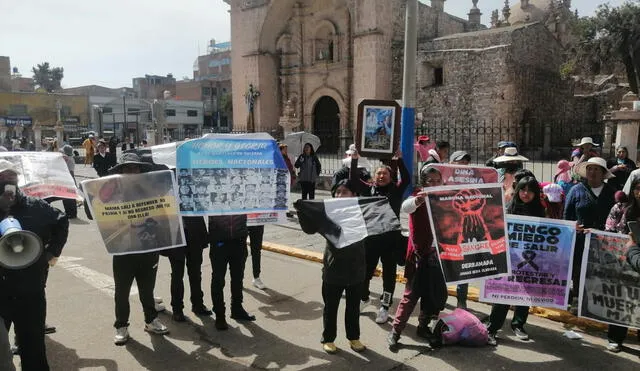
[0,160,69,371]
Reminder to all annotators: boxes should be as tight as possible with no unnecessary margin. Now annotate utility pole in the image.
[400,0,417,198]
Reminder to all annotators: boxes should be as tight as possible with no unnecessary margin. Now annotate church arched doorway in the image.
[312,96,340,154]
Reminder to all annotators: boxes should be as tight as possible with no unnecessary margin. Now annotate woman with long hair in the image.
[294,143,322,200]
[607,146,637,191]
[487,176,546,345]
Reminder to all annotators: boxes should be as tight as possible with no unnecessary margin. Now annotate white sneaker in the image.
[375,307,389,324]
[144,318,169,335]
[154,297,163,304]
[114,327,129,345]
[252,277,266,290]
[360,299,370,313]
[155,302,166,312]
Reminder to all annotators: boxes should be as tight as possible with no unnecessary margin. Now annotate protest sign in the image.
[0,152,80,200]
[480,215,576,309]
[176,133,290,216]
[425,164,499,186]
[80,170,185,255]
[425,184,509,284]
[579,231,640,328]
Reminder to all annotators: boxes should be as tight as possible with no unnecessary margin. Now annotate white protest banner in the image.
[579,231,640,328]
[80,170,185,255]
[0,152,80,200]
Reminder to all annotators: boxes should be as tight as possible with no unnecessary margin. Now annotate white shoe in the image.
[144,318,169,335]
[155,302,166,312]
[154,297,163,304]
[360,299,370,313]
[114,327,129,345]
[375,307,389,324]
[252,277,266,290]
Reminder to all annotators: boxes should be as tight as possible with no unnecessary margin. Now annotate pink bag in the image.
[434,308,488,346]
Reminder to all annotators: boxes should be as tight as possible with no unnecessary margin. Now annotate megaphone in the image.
[0,217,43,269]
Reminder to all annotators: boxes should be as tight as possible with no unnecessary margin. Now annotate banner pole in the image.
[400,0,418,198]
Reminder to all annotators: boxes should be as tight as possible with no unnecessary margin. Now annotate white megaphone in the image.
[0,217,43,269]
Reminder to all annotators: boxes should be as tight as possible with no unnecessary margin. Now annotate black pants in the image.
[608,325,628,344]
[570,233,585,301]
[321,281,363,343]
[247,226,264,279]
[487,304,530,334]
[168,246,205,312]
[113,253,159,328]
[62,198,77,218]
[0,291,48,371]
[299,181,316,200]
[362,233,397,308]
[210,238,247,316]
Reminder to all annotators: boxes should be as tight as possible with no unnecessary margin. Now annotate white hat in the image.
[577,137,599,147]
[493,147,529,163]
[543,183,563,203]
[0,160,18,175]
[574,157,614,179]
[345,144,357,155]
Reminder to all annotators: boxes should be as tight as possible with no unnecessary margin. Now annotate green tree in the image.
[569,1,640,93]
[32,62,64,92]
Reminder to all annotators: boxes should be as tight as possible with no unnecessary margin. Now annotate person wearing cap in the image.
[0,160,69,370]
[449,150,471,165]
[564,157,616,309]
[571,137,599,166]
[86,153,169,345]
[485,141,516,168]
[606,146,637,191]
[93,139,114,177]
[82,134,96,166]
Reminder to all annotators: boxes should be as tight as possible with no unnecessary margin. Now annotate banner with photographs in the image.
[80,170,185,255]
[425,184,509,284]
[579,231,640,328]
[175,134,290,216]
[480,215,576,309]
[424,164,499,186]
[0,152,80,200]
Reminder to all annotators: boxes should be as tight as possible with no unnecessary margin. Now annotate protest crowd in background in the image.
[0,131,639,371]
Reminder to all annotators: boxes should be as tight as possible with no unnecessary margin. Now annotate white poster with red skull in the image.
[425,184,510,284]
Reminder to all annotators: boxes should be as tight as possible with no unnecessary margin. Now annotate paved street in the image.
[18,164,638,370]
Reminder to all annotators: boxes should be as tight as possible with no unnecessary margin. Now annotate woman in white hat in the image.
[564,157,616,309]
[492,147,529,203]
[571,137,599,166]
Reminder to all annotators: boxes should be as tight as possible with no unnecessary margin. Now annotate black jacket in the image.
[322,241,366,286]
[208,215,247,243]
[357,158,410,217]
[0,193,69,295]
[627,244,640,273]
[93,153,113,177]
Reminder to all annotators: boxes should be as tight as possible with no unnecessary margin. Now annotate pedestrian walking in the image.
[93,140,113,177]
[248,225,266,289]
[82,134,95,166]
[294,143,322,200]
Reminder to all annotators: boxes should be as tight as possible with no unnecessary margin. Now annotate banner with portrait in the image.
[480,215,576,309]
[424,164,499,186]
[425,184,509,284]
[579,231,640,328]
[0,152,81,200]
[175,133,290,216]
[80,170,185,255]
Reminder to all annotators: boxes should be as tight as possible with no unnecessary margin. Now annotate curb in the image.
[262,240,635,335]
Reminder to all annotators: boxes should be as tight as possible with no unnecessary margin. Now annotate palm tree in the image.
[32,62,64,92]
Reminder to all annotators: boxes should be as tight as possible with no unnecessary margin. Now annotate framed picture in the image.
[356,99,401,159]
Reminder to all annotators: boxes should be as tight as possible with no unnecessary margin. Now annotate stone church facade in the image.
[225,0,619,155]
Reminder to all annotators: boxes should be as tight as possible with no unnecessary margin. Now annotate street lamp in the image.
[92,105,103,135]
[121,88,127,141]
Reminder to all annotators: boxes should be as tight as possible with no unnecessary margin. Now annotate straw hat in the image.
[573,157,614,179]
[576,137,598,147]
[492,147,529,163]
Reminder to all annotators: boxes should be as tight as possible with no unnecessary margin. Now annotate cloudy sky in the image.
[0,0,626,89]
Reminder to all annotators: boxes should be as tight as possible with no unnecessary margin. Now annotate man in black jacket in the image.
[208,214,255,330]
[93,140,113,177]
[0,160,69,371]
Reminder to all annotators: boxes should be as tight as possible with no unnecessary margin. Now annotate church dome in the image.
[508,0,555,25]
